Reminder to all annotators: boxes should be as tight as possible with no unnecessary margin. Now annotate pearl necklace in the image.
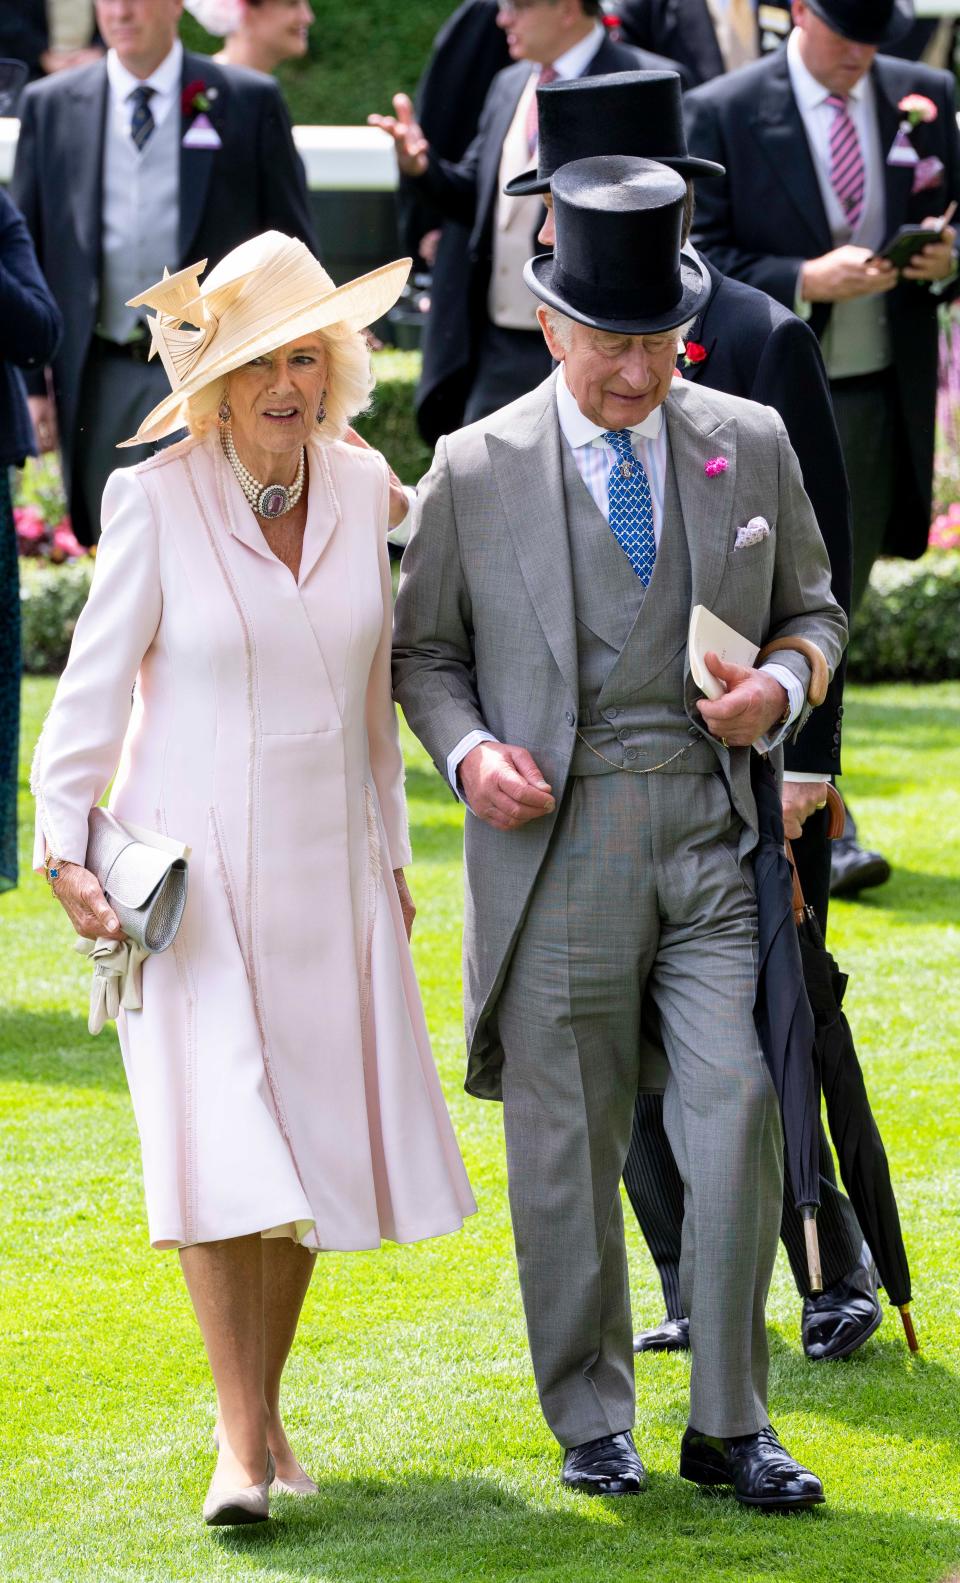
[222,424,305,519]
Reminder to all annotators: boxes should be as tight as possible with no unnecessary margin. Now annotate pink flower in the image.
[14,505,46,548]
[704,456,729,478]
[52,521,85,559]
[929,509,960,550]
[899,93,938,126]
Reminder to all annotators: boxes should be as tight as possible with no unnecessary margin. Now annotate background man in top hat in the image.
[684,0,960,894]
[394,155,846,1507]
[369,0,682,445]
[12,0,316,543]
[524,69,879,1366]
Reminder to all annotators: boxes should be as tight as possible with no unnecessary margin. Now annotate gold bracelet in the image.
[44,852,66,887]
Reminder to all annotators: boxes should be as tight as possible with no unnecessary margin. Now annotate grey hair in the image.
[543,304,697,346]
[185,321,375,442]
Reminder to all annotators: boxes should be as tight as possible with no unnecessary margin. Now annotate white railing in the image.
[0,118,399,190]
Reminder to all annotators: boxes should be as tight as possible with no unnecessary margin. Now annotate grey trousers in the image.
[73,343,172,543]
[496,769,783,1448]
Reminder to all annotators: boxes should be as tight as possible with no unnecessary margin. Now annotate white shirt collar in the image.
[555,362,664,448]
[548,22,604,81]
[106,38,183,106]
[787,26,869,111]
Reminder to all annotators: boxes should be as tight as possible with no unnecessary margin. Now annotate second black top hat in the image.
[504,71,725,199]
[801,0,913,45]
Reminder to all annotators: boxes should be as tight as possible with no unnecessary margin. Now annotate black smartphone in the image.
[873,224,945,270]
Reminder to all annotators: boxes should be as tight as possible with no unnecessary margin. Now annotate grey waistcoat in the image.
[562,437,716,777]
[99,100,180,344]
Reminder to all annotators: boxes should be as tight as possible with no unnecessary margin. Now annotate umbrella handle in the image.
[899,1306,920,1353]
[802,1208,823,1294]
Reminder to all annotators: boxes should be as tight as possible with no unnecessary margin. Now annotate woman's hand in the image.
[394,868,416,940]
[50,862,124,941]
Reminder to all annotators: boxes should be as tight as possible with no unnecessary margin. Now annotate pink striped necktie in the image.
[826,93,865,233]
[526,65,558,152]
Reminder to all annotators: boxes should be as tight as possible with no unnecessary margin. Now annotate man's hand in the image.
[781,780,829,841]
[696,653,789,747]
[901,220,958,283]
[801,245,898,303]
[28,394,58,454]
[458,741,556,831]
[367,94,430,178]
[342,426,409,527]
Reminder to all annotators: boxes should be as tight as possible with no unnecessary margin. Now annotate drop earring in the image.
[218,396,231,424]
[316,395,326,425]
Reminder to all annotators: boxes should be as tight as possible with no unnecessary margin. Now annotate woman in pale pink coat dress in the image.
[32,233,475,1526]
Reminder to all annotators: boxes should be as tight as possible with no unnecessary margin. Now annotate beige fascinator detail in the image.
[120,231,411,447]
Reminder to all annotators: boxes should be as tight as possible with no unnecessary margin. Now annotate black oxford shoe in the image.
[680,1425,825,1512]
[562,1432,647,1496]
[633,1316,690,1353]
[802,1251,883,1361]
[829,831,891,897]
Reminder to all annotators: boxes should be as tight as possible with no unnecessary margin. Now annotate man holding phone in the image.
[685,0,960,895]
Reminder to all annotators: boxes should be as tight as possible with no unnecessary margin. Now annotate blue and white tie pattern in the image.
[130,85,156,152]
[603,429,657,586]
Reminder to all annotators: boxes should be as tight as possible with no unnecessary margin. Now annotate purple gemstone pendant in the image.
[257,484,289,519]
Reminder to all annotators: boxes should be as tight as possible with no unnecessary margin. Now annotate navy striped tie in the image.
[826,93,865,232]
[130,85,156,152]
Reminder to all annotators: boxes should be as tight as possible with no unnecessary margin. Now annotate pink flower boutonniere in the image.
[898,94,938,128]
[683,340,708,369]
[704,457,728,478]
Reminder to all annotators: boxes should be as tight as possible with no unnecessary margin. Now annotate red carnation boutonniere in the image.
[181,79,222,149]
[682,340,708,369]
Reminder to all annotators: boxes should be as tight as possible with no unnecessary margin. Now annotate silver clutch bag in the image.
[86,809,188,953]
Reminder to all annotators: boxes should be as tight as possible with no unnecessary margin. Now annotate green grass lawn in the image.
[1,678,959,1583]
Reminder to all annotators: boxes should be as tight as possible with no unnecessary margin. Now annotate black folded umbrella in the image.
[751,757,823,1292]
[795,900,918,1351]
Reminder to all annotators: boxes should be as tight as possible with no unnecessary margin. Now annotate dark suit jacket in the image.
[684,258,849,773]
[685,49,960,559]
[399,0,511,261]
[11,50,316,505]
[408,31,684,442]
[0,186,61,467]
[616,0,791,87]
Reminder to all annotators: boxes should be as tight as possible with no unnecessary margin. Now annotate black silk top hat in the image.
[802,0,913,46]
[524,156,711,335]
[504,70,725,199]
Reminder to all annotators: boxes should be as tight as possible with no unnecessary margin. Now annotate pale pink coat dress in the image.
[32,429,476,1250]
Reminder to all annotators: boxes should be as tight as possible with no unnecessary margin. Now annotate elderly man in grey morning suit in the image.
[393,156,846,1510]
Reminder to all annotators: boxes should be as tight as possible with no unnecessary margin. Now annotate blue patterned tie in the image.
[603,429,657,586]
[130,85,156,152]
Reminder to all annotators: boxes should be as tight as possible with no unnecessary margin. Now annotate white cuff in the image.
[794,267,813,321]
[447,730,498,805]
[757,662,804,753]
[783,770,830,784]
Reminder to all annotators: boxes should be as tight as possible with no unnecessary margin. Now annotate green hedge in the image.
[19,557,95,675]
[179,4,451,128]
[356,350,431,485]
[847,552,960,682]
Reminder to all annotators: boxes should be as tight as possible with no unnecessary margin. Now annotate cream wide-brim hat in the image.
[119,231,411,447]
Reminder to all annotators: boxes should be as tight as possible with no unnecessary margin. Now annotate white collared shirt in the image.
[555,361,668,537]
[106,38,183,139]
[786,28,884,250]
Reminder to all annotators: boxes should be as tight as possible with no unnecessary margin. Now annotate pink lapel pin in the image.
[704,456,728,478]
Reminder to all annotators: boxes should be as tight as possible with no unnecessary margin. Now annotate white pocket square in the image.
[734,516,771,550]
